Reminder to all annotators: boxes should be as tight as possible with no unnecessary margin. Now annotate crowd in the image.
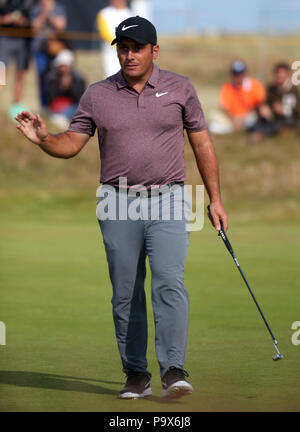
[209,59,300,141]
[0,0,299,138]
[0,0,150,127]
[0,0,82,127]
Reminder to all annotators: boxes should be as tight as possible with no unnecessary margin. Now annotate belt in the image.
[103,181,184,198]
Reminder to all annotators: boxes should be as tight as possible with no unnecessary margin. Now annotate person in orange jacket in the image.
[209,60,266,135]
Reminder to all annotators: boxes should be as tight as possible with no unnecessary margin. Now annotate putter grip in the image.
[219,226,234,256]
[207,205,234,256]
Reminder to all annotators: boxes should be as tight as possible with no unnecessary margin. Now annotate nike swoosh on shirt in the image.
[122,25,139,31]
[156,92,169,98]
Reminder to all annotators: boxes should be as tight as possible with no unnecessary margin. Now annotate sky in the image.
[152,0,300,34]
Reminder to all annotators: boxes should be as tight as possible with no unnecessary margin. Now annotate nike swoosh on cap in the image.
[122,25,139,31]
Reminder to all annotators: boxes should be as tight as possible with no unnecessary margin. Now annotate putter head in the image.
[273,342,284,361]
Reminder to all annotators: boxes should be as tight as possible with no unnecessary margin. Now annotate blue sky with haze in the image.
[152,0,300,34]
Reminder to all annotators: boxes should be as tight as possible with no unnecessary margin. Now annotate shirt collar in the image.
[115,64,160,90]
[115,70,128,89]
[147,64,160,88]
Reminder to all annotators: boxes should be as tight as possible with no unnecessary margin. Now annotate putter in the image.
[208,206,283,361]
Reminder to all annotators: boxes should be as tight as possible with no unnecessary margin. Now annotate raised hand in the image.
[15,111,49,145]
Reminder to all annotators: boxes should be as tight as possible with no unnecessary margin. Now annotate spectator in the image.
[209,60,266,134]
[0,0,35,120]
[44,49,86,129]
[30,0,67,109]
[246,62,300,142]
[41,32,73,80]
[267,62,300,131]
[97,0,131,78]
[46,32,72,60]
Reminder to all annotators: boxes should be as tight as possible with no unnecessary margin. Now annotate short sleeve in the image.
[183,80,207,132]
[68,86,96,136]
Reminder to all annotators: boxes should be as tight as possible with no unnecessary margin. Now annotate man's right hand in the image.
[15,111,49,145]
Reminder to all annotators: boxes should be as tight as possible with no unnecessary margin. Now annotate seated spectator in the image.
[0,0,35,120]
[247,62,300,141]
[267,62,300,131]
[44,49,86,129]
[30,0,67,110]
[209,60,266,134]
[39,32,73,81]
[46,32,72,60]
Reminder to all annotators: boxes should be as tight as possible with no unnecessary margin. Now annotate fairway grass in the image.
[0,199,299,412]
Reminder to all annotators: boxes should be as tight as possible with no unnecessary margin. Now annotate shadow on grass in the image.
[0,371,183,405]
[144,395,182,405]
[0,371,121,396]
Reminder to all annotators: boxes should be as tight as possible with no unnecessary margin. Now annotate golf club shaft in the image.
[207,206,278,345]
[224,238,277,344]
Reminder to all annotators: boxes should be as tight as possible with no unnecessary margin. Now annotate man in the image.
[44,49,86,129]
[16,16,228,400]
[97,0,131,78]
[0,0,35,120]
[267,62,300,131]
[245,62,300,142]
[30,0,67,109]
[209,60,266,134]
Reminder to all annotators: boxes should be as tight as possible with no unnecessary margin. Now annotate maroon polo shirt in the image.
[68,64,207,187]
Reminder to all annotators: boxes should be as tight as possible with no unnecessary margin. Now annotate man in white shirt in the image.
[97,0,131,78]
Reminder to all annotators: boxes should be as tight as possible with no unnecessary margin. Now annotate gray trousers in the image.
[97,184,190,378]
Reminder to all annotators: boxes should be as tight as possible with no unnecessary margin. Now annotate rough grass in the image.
[1,110,300,222]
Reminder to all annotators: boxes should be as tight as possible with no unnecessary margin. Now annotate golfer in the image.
[15,16,228,400]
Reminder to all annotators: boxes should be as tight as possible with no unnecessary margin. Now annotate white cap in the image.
[53,49,74,67]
